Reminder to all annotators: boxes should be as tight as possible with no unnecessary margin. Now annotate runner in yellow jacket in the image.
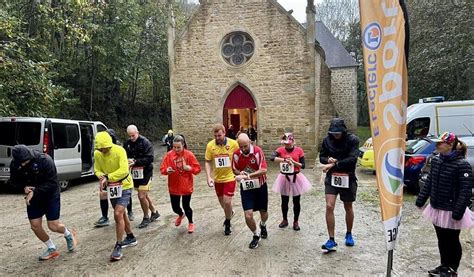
[94,131,137,261]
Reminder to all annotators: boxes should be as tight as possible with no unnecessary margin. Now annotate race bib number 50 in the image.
[331,173,349,188]
[241,179,261,190]
[107,182,123,199]
[215,156,230,168]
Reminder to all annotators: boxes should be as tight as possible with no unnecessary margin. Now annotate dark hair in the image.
[456,139,467,158]
[173,134,187,149]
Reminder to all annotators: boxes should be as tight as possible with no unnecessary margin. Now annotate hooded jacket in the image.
[94,132,133,190]
[319,118,360,178]
[416,152,473,220]
[10,145,59,201]
[160,149,201,195]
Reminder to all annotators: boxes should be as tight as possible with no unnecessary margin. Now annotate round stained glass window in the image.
[221,32,255,66]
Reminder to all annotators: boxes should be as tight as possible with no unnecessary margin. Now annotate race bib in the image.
[215,156,231,168]
[241,179,261,191]
[280,162,294,174]
[331,173,349,189]
[131,166,144,180]
[107,182,123,199]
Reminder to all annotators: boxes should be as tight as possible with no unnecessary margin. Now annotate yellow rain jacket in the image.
[94,131,133,190]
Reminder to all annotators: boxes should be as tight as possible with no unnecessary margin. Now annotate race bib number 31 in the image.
[108,182,123,199]
[215,156,230,168]
[280,162,294,174]
[241,179,261,191]
[131,166,144,180]
[331,173,349,189]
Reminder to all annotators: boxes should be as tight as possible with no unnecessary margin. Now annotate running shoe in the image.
[260,224,268,239]
[110,243,123,261]
[138,217,150,229]
[224,222,232,236]
[64,229,77,252]
[94,216,109,227]
[222,210,235,226]
[428,265,447,276]
[187,223,195,233]
[128,211,135,221]
[249,235,261,249]
[321,239,338,253]
[150,211,160,222]
[121,236,137,248]
[293,221,300,231]
[39,248,59,261]
[440,267,457,277]
[278,219,288,228]
[345,233,355,246]
[175,214,186,226]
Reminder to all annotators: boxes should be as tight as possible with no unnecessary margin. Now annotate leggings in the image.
[170,194,193,223]
[281,195,301,221]
[100,197,132,218]
[434,225,462,271]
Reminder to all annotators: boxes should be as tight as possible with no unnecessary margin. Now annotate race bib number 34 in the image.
[107,182,123,199]
[280,162,294,174]
[215,156,230,168]
[331,173,349,189]
[131,167,144,180]
[241,179,261,191]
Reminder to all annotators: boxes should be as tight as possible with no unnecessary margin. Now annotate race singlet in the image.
[107,182,123,199]
[215,155,231,168]
[240,179,261,191]
[280,162,294,174]
[331,173,349,189]
[131,166,144,180]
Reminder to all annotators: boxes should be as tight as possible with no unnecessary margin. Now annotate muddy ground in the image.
[0,145,472,276]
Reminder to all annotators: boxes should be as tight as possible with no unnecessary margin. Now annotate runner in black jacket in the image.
[319,118,359,253]
[10,145,77,260]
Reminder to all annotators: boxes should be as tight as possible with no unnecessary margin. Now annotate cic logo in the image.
[363,22,382,51]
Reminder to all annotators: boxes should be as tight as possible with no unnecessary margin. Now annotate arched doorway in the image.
[223,85,257,141]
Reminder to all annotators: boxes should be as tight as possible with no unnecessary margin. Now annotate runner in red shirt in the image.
[233,134,269,249]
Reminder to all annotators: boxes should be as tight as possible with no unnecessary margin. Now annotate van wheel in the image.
[59,180,70,192]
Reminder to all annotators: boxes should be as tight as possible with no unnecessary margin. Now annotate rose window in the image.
[221,32,255,66]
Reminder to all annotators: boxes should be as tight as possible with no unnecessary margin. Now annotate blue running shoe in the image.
[345,233,355,246]
[65,229,77,252]
[321,239,338,253]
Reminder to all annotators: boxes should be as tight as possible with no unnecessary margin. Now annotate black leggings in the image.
[101,197,132,218]
[434,225,462,271]
[281,195,301,221]
[170,194,193,223]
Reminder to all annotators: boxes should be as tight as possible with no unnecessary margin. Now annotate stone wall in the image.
[170,0,322,158]
[330,67,358,132]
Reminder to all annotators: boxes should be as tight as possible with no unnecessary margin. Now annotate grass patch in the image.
[356,126,371,146]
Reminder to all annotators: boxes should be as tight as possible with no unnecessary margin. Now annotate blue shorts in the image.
[27,195,61,221]
[110,189,132,209]
[240,183,268,212]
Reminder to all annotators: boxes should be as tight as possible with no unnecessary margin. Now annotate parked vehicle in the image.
[419,136,474,208]
[358,97,474,170]
[404,137,437,192]
[0,117,108,191]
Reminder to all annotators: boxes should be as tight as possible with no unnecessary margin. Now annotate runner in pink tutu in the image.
[271,133,311,231]
[416,132,473,277]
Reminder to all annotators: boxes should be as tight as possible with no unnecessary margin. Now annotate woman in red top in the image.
[160,135,201,233]
[271,133,312,231]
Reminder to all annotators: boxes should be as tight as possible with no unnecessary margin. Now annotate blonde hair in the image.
[212,124,226,133]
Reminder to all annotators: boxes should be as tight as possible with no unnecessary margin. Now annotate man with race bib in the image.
[94,131,137,261]
[233,134,269,249]
[124,125,160,229]
[319,118,359,253]
[205,124,239,235]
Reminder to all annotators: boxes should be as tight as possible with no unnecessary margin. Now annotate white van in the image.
[406,98,474,140]
[0,117,108,191]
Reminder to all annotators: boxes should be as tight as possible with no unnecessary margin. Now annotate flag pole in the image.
[387,250,393,277]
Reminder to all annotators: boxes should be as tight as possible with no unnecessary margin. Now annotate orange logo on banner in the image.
[359,0,408,251]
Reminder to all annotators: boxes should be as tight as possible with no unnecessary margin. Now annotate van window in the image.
[407,117,430,140]
[52,123,79,148]
[97,124,107,132]
[0,122,41,146]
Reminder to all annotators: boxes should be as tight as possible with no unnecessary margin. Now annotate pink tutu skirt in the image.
[272,173,312,196]
[422,204,474,230]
